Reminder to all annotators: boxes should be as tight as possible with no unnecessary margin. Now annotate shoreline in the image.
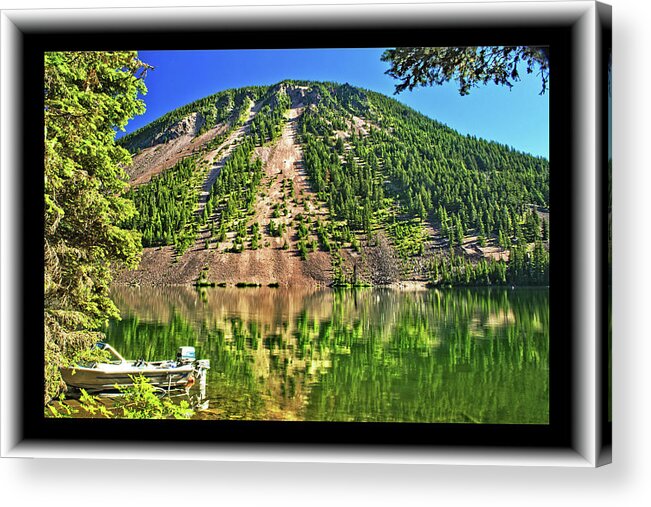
[111,279,549,290]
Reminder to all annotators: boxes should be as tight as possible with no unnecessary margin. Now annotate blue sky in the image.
[124,48,549,159]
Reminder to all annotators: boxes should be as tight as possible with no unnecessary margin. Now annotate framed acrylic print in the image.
[0,1,612,466]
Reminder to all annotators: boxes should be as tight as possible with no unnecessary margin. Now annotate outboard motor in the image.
[176,346,196,365]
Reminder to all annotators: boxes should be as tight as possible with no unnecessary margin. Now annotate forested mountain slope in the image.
[114,81,549,287]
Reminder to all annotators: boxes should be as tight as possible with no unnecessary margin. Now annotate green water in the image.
[106,286,549,424]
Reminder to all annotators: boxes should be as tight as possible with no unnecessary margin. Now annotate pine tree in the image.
[44,51,148,401]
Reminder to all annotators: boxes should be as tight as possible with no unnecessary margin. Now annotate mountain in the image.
[114,80,549,288]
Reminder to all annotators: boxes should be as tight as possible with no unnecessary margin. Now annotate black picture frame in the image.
[0,1,611,466]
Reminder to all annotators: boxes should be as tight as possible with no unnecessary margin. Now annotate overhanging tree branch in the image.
[381,46,550,96]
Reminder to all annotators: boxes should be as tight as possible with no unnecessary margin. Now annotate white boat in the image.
[60,343,210,393]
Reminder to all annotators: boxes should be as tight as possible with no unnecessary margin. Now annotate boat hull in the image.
[61,364,194,391]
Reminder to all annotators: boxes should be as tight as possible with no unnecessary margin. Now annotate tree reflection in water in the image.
[106,286,549,423]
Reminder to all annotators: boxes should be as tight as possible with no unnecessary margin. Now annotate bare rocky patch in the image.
[127,112,228,186]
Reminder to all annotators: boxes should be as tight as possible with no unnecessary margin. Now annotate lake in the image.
[106,285,549,424]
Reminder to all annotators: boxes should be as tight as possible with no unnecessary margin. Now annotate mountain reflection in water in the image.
[106,286,549,424]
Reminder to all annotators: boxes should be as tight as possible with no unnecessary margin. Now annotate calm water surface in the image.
[106,286,549,424]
